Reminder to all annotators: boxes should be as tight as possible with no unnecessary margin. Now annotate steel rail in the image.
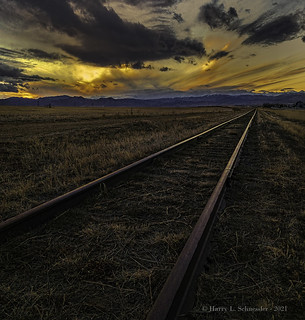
[0,109,254,241]
[147,109,257,320]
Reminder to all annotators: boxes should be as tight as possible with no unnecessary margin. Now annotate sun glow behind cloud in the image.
[0,0,305,98]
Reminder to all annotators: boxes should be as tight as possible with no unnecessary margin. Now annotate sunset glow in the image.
[0,0,305,99]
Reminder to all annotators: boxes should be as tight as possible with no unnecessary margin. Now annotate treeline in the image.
[263,101,305,109]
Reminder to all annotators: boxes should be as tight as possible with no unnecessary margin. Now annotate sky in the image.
[0,0,305,99]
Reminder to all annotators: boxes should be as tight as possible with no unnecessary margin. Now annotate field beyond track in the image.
[0,105,243,221]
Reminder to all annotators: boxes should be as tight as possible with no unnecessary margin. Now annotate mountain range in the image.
[1,92,305,108]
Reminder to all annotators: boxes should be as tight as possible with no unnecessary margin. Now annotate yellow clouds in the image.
[73,65,111,83]
[0,91,38,99]
[66,63,161,96]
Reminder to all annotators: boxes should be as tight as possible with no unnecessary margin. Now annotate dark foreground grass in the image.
[0,116,253,320]
[0,105,243,221]
[192,109,305,320]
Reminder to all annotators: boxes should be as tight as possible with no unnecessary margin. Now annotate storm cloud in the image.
[0,47,21,60]
[0,62,55,92]
[198,1,238,29]
[0,62,54,82]
[0,83,18,92]
[130,61,153,69]
[0,63,23,78]
[240,13,304,45]
[0,47,67,63]
[2,0,205,66]
[198,1,305,46]
[26,49,68,61]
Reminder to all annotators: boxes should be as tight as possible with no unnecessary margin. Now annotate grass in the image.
[0,114,252,320]
[270,109,305,121]
[261,108,305,139]
[0,105,244,221]
[192,108,305,320]
[3,106,303,320]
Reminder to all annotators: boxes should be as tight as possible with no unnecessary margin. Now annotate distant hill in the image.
[1,92,305,107]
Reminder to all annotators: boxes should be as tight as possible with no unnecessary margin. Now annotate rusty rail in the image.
[147,109,257,320]
[0,109,254,241]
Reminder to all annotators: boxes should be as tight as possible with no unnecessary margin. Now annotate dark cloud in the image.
[0,47,67,67]
[4,0,205,66]
[188,58,197,65]
[302,36,305,42]
[0,47,21,59]
[0,63,23,78]
[198,1,238,29]
[130,61,153,69]
[198,2,305,46]
[131,61,146,69]
[0,45,68,62]
[174,56,185,63]
[26,49,68,61]
[209,50,230,60]
[0,83,19,92]
[240,13,303,45]
[0,62,55,92]
[160,67,171,72]
[173,13,184,23]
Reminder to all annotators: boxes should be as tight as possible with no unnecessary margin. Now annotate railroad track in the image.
[147,109,256,320]
[0,109,256,320]
[0,109,254,241]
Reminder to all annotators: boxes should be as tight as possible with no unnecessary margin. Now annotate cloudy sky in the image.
[0,0,305,99]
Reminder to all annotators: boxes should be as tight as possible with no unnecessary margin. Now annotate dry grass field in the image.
[272,109,305,121]
[193,108,305,320]
[0,107,250,320]
[266,109,305,138]
[0,105,243,222]
[1,106,304,320]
